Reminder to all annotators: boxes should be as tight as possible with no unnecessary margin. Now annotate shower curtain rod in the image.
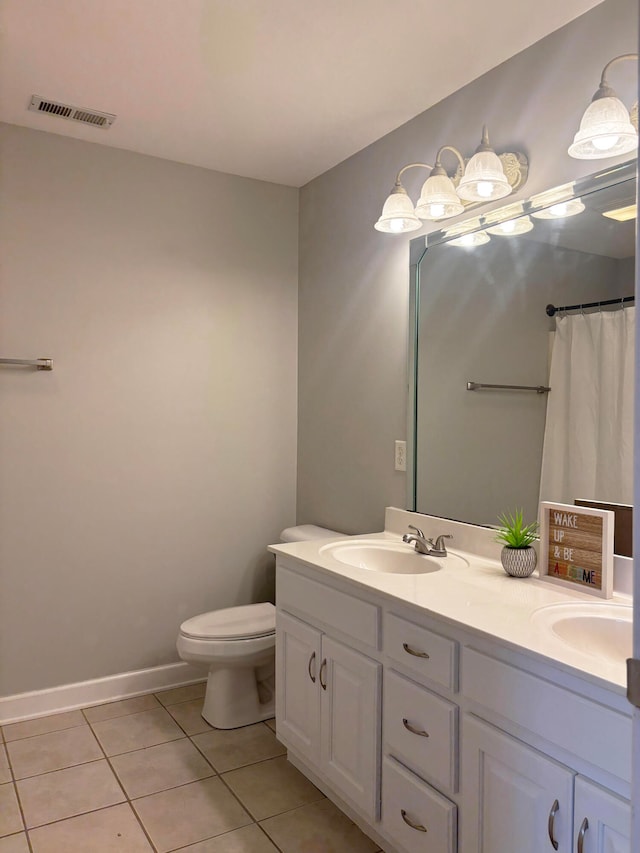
[546,295,634,317]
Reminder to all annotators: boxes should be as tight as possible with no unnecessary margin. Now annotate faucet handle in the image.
[433,534,453,554]
[408,524,426,539]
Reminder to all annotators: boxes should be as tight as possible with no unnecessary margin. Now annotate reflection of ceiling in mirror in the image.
[520,180,635,259]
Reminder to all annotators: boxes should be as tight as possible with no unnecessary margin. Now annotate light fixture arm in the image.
[594,53,638,100]
[433,144,466,175]
[392,162,434,190]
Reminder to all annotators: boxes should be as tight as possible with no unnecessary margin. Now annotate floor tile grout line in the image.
[4,702,343,853]
[10,754,107,783]
[2,734,34,851]
[84,710,161,853]
[8,719,104,782]
[86,703,185,729]
[12,755,110,784]
[163,821,285,853]
[2,719,89,746]
[0,684,209,737]
[24,798,128,833]
[216,750,296,778]
[154,691,207,709]
[210,753,324,830]
[255,820,286,853]
[79,699,160,725]
[186,731,286,776]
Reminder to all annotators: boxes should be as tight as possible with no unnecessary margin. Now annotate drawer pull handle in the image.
[308,652,316,684]
[402,718,429,738]
[577,817,589,853]
[403,642,430,659]
[319,658,327,690]
[401,809,427,833]
[547,799,559,850]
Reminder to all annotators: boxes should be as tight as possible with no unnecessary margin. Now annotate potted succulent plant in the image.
[495,509,539,577]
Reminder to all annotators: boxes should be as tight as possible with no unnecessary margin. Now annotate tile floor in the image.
[0,683,382,852]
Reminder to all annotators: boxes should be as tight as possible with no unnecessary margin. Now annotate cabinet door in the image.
[461,715,574,853]
[276,610,322,764]
[320,635,381,820]
[573,776,630,853]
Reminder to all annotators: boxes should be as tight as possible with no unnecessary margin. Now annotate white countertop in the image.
[270,521,632,695]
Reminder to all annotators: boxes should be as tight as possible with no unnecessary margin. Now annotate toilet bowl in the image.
[177,603,277,729]
[176,524,341,729]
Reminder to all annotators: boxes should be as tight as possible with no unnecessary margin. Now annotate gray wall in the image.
[0,124,299,695]
[297,0,637,535]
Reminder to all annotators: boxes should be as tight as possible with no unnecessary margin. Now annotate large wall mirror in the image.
[408,161,635,539]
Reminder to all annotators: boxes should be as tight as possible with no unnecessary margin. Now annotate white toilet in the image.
[176,524,340,729]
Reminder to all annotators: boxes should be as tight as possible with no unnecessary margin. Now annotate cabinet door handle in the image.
[547,799,559,850]
[403,642,430,659]
[308,651,316,683]
[401,809,427,833]
[577,817,589,853]
[402,718,429,738]
[319,658,327,690]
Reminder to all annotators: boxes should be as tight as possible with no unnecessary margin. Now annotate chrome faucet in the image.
[402,525,453,557]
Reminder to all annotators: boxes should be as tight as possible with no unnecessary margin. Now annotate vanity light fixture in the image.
[456,127,512,202]
[531,199,585,220]
[486,215,534,236]
[530,184,585,220]
[445,217,491,247]
[569,54,638,160]
[375,126,528,234]
[484,202,534,236]
[449,231,491,247]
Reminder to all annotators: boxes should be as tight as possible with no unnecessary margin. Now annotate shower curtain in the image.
[539,306,635,506]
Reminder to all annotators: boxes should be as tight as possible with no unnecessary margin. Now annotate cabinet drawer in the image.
[384,670,457,793]
[277,564,379,648]
[462,647,631,785]
[382,756,457,853]
[384,613,457,691]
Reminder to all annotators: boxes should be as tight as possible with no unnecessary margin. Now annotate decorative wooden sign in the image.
[539,501,614,599]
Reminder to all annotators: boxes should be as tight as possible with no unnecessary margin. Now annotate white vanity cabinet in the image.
[573,776,631,853]
[462,715,575,852]
[274,553,632,853]
[460,648,632,853]
[461,716,631,853]
[275,566,382,821]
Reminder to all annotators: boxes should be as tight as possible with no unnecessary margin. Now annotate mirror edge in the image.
[406,158,637,518]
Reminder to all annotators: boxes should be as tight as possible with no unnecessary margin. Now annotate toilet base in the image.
[202,659,275,729]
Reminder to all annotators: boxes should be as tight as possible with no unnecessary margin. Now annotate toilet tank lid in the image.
[280,524,341,543]
[179,603,275,640]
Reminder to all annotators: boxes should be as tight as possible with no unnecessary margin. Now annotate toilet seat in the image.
[175,524,340,729]
[179,602,275,641]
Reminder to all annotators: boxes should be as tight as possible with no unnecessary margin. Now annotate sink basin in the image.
[319,539,469,575]
[531,602,632,663]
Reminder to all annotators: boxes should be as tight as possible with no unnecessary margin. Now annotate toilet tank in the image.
[279,524,342,543]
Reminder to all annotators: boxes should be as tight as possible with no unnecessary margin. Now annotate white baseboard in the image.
[0,661,208,725]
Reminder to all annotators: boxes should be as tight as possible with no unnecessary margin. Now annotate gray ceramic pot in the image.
[500,546,537,578]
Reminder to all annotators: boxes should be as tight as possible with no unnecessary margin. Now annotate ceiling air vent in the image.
[28,96,116,129]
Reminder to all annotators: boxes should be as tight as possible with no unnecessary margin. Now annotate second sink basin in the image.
[531,602,633,663]
[320,539,467,574]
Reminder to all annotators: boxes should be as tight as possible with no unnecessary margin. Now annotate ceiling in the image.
[0,0,606,187]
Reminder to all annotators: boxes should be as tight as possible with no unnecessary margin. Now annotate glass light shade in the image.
[445,217,490,247]
[568,96,638,159]
[415,174,464,220]
[448,230,491,247]
[456,150,512,201]
[531,199,585,220]
[374,190,422,233]
[486,215,534,236]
